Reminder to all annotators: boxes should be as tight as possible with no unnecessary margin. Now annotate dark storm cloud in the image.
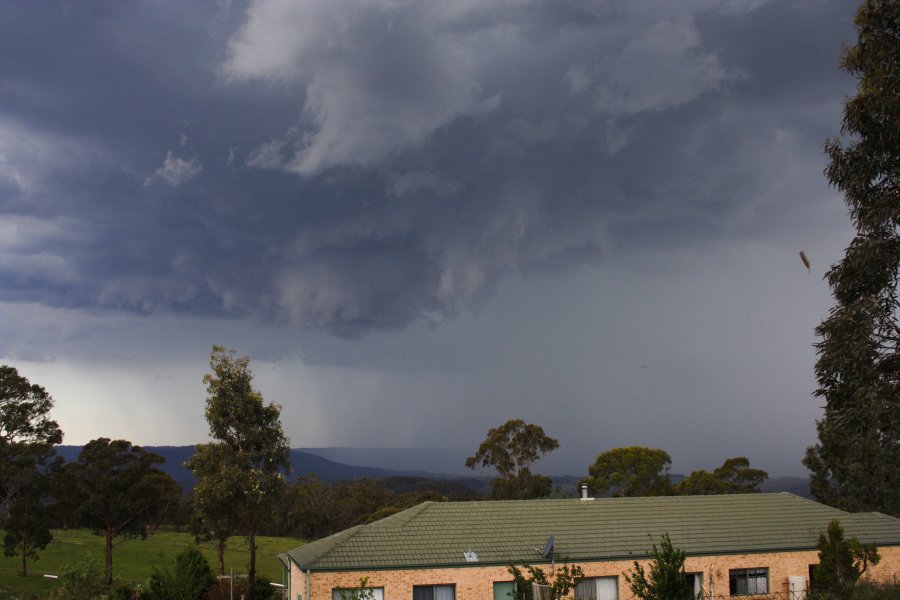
[0,0,855,337]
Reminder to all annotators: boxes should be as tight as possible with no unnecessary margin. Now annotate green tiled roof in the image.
[284,493,900,572]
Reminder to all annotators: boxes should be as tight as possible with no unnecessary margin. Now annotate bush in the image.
[58,555,106,600]
[145,547,215,600]
[246,576,277,600]
[811,520,880,599]
[625,533,695,600]
[109,582,139,600]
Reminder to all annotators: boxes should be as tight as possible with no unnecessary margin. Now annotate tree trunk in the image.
[217,536,226,576]
[248,529,257,600]
[20,539,27,577]
[104,527,114,585]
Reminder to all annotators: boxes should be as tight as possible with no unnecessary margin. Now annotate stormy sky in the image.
[0,0,860,477]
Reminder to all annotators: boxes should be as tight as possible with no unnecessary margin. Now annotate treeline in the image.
[464,420,768,500]
[267,475,481,538]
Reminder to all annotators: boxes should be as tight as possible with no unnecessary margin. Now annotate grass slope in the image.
[0,529,306,599]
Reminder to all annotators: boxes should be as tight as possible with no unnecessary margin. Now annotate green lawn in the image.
[0,529,306,599]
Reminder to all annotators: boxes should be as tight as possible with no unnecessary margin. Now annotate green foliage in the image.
[337,576,377,600]
[0,365,63,575]
[0,365,63,450]
[625,533,695,600]
[583,447,672,497]
[2,468,54,576]
[676,457,767,495]
[274,475,463,539]
[466,419,559,500]
[804,0,900,517]
[811,520,881,599]
[186,442,244,574]
[674,470,723,495]
[246,575,277,600]
[507,562,584,600]
[66,438,182,584]
[195,346,291,597]
[490,470,553,500]
[58,555,106,600]
[145,547,216,600]
[842,582,900,600]
[466,419,559,479]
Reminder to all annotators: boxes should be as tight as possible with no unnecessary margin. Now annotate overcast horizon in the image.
[1,1,861,478]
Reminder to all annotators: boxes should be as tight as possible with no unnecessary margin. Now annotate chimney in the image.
[581,484,589,500]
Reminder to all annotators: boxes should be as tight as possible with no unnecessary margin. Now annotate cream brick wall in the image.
[286,545,900,600]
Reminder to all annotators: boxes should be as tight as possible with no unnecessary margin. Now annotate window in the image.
[413,584,455,600]
[575,577,619,600]
[729,568,769,596]
[493,581,515,600]
[685,572,703,598]
[332,587,384,600]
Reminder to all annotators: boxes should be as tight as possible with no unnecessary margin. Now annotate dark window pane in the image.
[414,586,435,600]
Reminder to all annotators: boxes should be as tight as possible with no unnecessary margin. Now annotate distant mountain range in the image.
[55,446,493,494]
[54,446,811,498]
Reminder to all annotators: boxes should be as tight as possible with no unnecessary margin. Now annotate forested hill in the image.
[55,445,491,494]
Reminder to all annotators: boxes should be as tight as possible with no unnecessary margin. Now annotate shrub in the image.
[625,533,695,600]
[58,555,106,600]
[811,520,880,599]
[145,547,215,600]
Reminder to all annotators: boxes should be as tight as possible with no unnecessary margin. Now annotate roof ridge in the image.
[369,501,434,529]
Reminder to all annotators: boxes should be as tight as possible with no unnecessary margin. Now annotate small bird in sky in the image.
[799,250,810,272]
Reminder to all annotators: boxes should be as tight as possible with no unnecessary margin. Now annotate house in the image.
[278,492,900,600]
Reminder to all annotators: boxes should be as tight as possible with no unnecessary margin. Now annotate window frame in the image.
[331,586,385,600]
[412,583,456,600]
[729,567,769,596]
[492,580,516,600]
[574,576,619,600]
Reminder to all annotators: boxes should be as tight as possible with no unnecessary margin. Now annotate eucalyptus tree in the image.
[193,346,290,598]
[583,446,672,497]
[804,0,900,517]
[68,438,181,584]
[466,419,559,499]
[0,365,63,575]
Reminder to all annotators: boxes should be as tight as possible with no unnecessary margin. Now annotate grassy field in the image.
[0,529,306,599]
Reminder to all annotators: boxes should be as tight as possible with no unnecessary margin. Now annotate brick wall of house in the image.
[287,545,900,600]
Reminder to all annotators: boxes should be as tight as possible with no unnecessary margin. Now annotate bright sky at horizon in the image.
[0,0,859,477]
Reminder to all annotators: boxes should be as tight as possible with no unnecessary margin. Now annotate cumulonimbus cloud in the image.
[0,0,850,340]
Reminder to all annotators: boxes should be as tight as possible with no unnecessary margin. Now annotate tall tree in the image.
[186,443,244,575]
[583,447,672,497]
[0,365,63,574]
[2,463,54,576]
[197,346,290,598]
[68,438,181,584]
[0,366,63,518]
[466,419,559,500]
[804,0,900,517]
